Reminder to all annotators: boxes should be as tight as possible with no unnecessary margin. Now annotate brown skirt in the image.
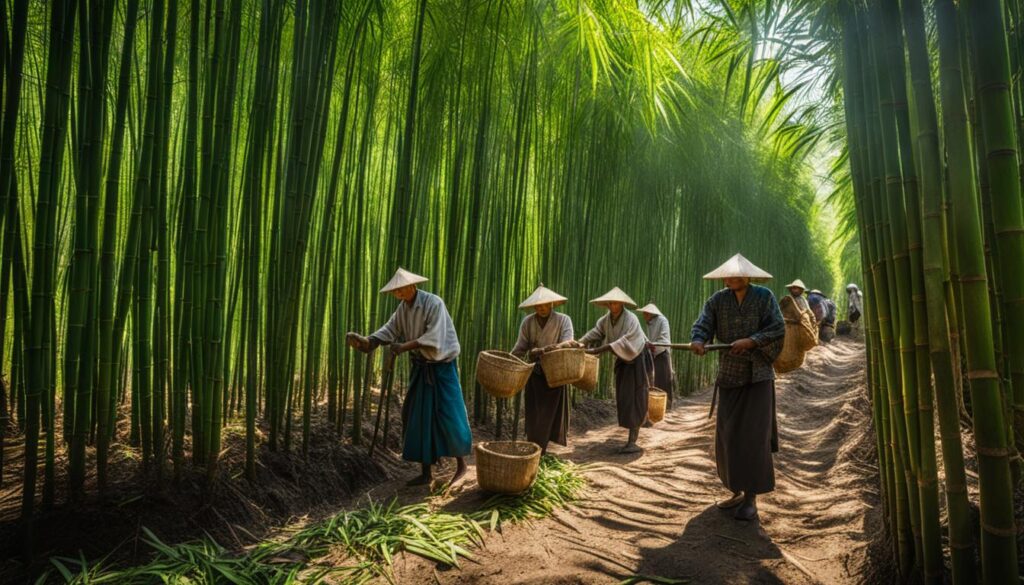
[614,351,652,429]
[715,379,778,495]
[524,367,569,450]
[652,351,675,408]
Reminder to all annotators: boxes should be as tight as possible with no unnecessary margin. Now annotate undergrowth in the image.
[42,455,586,584]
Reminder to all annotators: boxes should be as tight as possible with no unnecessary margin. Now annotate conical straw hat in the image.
[846,283,860,291]
[636,302,663,316]
[519,284,568,310]
[702,253,773,281]
[590,287,637,308]
[785,279,806,290]
[380,267,428,293]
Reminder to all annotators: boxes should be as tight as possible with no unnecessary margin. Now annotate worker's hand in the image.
[585,345,609,356]
[567,340,584,349]
[528,347,545,360]
[690,341,706,356]
[346,332,372,353]
[730,338,757,355]
[645,341,655,351]
[389,342,407,356]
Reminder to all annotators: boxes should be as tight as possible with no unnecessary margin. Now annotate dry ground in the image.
[386,337,886,584]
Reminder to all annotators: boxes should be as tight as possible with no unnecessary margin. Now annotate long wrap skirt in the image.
[714,379,778,495]
[614,351,653,429]
[401,359,473,465]
[652,351,675,408]
[524,366,569,450]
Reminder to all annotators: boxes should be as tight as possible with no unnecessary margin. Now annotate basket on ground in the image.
[475,441,542,494]
[648,389,667,423]
[476,351,533,398]
[574,354,600,391]
[540,348,587,388]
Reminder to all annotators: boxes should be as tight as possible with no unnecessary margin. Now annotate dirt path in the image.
[389,337,883,584]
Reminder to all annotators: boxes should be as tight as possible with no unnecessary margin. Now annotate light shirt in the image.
[511,312,574,360]
[370,290,460,363]
[848,289,864,315]
[580,309,648,362]
[644,314,671,356]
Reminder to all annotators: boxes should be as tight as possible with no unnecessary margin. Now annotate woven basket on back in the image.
[648,389,667,423]
[540,348,587,388]
[573,354,600,391]
[780,296,817,352]
[475,441,541,494]
[476,351,533,399]
[796,310,818,351]
[773,323,806,374]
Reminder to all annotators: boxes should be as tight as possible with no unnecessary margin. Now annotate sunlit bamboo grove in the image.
[0,0,845,557]
[838,0,1024,582]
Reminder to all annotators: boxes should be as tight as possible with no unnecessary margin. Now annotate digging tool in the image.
[369,349,397,457]
[651,342,732,352]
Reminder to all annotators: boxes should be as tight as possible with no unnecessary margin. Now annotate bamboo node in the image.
[978,81,1011,92]
[966,370,999,380]
[986,148,1017,159]
[959,274,988,283]
[976,445,1009,457]
[949,541,974,550]
[980,521,1018,538]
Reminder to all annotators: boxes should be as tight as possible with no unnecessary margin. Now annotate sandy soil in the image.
[388,337,887,584]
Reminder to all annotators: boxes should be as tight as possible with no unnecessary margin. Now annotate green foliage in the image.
[471,454,586,528]
[42,456,588,584]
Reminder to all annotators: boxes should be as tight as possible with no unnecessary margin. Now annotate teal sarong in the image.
[401,359,473,464]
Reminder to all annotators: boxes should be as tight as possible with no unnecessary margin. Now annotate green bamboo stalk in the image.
[902,0,978,580]
[21,0,77,553]
[936,1,1020,581]
[964,0,1024,455]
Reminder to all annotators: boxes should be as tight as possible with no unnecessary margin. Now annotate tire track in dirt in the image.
[387,336,882,584]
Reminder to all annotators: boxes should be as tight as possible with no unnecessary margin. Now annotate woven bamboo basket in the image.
[796,310,818,351]
[476,351,533,399]
[773,323,805,374]
[780,296,817,352]
[573,354,600,391]
[648,389,667,423]
[540,348,586,388]
[475,441,542,494]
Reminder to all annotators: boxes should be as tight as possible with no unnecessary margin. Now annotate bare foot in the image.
[449,457,467,485]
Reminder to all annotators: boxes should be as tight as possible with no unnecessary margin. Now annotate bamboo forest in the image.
[1,0,1024,583]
